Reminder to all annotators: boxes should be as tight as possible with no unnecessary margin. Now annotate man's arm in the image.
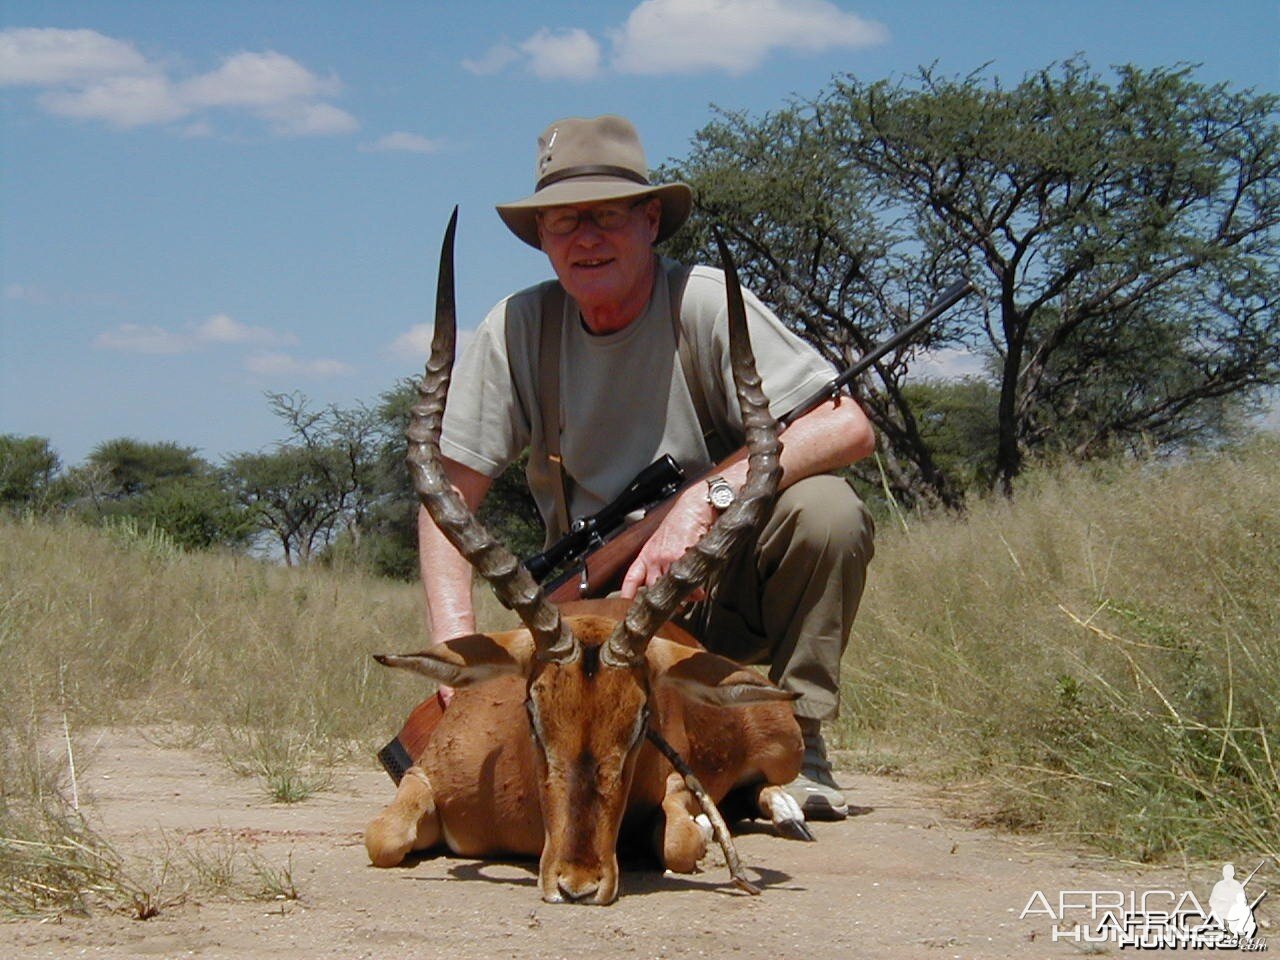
[620,395,874,598]
[417,457,493,642]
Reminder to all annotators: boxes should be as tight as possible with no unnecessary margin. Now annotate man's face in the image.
[537,197,661,333]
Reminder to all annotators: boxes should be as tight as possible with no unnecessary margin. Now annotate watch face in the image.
[708,481,734,510]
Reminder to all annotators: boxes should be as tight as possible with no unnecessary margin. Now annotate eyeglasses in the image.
[538,199,649,237]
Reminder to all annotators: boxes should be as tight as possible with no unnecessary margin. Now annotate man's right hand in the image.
[619,484,717,600]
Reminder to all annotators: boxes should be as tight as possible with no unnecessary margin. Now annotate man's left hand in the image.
[619,487,716,600]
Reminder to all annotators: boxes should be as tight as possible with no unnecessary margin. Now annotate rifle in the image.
[535,277,975,603]
[377,275,974,781]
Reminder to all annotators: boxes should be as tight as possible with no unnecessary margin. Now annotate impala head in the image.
[377,208,786,904]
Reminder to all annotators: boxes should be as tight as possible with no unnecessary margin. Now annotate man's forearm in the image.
[619,395,873,598]
[716,395,875,495]
[415,458,494,643]
[418,505,479,641]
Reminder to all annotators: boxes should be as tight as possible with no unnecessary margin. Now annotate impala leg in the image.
[757,784,815,842]
[365,766,442,867]
[657,771,713,874]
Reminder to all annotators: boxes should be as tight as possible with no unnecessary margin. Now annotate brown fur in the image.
[365,600,803,904]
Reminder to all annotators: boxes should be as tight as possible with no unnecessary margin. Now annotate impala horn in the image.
[406,208,576,662]
[602,228,783,668]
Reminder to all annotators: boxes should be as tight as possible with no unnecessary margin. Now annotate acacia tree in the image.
[664,59,1279,499]
[225,447,343,564]
[331,379,543,579]
[85,438,205,497]
[0,434,61,509]
[225,394,383,565]
[61,437,250,549]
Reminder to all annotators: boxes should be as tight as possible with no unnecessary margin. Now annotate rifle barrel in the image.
[781,278,974,428]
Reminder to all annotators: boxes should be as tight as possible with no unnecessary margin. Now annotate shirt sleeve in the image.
[438,297,532,478]
[680,264,836,441]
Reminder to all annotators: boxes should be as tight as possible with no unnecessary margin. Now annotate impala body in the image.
[365,214,810,904]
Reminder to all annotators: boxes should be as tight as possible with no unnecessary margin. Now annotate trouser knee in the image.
[763,475,875,573]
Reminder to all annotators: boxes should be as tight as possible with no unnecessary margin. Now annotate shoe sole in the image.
[801,797,848,821]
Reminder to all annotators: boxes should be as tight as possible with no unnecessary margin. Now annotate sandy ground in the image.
[5,730,1270,960]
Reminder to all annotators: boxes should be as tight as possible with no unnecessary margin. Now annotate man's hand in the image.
[619,485,717,599]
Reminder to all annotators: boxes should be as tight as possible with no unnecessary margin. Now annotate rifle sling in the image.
[537,265,723,541]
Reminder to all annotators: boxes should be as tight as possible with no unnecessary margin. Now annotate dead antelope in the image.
[365,211,812,905]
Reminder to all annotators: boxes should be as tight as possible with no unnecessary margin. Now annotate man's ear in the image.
[374,629,534,688]
[643,196,662,243]
[648,639,798,707]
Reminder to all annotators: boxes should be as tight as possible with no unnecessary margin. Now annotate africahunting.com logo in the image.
[1021,861,1270,950]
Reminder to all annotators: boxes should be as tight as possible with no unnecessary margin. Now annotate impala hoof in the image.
[766,787,815,841]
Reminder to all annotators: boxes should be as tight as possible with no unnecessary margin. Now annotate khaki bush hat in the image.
[496,115,693,249]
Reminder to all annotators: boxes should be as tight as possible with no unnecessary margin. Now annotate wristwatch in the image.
[705,475,735,512]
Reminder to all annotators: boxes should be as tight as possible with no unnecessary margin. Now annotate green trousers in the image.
[678,475,875,722]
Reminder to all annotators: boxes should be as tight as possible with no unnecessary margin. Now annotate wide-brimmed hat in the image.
[496,115,693,249]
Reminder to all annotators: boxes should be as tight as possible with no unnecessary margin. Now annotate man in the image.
[420,115,875,820]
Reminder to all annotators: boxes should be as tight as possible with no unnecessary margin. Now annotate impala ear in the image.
[374,630,534,688]
[648,640,799,707]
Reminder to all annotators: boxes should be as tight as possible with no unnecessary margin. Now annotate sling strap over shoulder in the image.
[537,264,726,538]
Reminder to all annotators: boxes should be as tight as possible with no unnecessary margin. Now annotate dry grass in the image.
[838,438,1280,862]
[0,514,443,750]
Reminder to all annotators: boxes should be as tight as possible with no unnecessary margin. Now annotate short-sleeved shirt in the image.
[440,256,834,542]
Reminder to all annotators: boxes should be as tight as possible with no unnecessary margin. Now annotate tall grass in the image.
[839,438,1280,862]
[0,513,441,750]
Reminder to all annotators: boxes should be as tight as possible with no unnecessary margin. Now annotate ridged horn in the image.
[406,208,576,663]
[602,227,783,668]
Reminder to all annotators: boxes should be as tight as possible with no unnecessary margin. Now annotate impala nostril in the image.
[556,875,600,904]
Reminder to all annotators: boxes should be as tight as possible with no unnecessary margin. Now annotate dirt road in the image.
[5,731,1264,959]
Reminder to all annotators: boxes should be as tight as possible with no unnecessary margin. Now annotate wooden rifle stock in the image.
[543,448,747,603]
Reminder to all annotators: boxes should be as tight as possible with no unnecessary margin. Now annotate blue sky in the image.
[3,1,1277,467]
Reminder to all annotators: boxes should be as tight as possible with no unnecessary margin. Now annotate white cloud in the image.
[0,27,152,86]
[194,313,297,347]
[389,324,432,361]
[94,314,296,354]
[260,100,359,136]
[388,324,474,364]
[463,2,885,81]
[180,50,339,108]
[94,322,192,355]
[244,352,353,378]
[520,28,602,80]
[180,119,215,138]
[5,281,124,308]
[908,347,989,381]
[40,73,188,128]
[5,283,51,304]
[92,315,351,376]
[360,131,444,154]
[461,43,521,76]
[613,0,888,76]
[4,28,356,137]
